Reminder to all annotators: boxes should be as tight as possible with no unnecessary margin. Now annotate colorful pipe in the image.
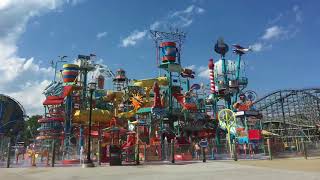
[208,59,215,94]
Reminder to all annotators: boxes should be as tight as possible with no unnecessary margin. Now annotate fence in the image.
[1,137,320,168]
[0,136,10,167]
[142,140,269,162]
[269,138,320,159]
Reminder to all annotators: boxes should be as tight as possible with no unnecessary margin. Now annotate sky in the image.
[0,0,319,115]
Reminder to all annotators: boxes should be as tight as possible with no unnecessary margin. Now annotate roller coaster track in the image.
[253,88,320,140]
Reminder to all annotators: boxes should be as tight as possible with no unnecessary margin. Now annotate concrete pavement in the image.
[0,161,319,180]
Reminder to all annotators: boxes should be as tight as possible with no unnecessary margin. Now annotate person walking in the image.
[194,143,201,160]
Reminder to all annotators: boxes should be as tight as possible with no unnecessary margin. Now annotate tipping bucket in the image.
[160,42,177,63]
[97,75,105,89]
[62,64,79,83]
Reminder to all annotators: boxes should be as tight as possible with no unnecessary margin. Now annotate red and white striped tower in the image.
[208,59,215,94]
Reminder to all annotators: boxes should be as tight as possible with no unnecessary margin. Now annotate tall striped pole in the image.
[209,58,219,144]
[208,59,215,94]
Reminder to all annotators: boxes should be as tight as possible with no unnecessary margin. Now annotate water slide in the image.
[117,109,138,119]
[102,91,137,119]
[43,81,63,96]
[75,77,168,121]
[73,91,121,124]
[121,134,135,150]
[132,76,168,88]
[172,92,197,111]
[73,109,113,124]
[132,76,168,99]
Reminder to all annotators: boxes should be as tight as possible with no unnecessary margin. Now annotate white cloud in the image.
[150,21,161,30]
[0,0,74,115]
[261,26,284,40]
[197,7,205,14]
[120,30,147,47]
[186,65,196,70]
[250,42,263,52]
[293,5,302,23]
[96,31,107,39]
[251,5,302,52]
[269,13,283,24]
[7,80,51,115]
[120,5,205,47]
[67,0,86,6]
[170,5,205,28]
[0,0,11,10]
[172,5,194,16]
[193,60,237,79]
[183,65,209,79]
[198,66,210,79]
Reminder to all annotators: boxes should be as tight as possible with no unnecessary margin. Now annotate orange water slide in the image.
[172,93,197,111]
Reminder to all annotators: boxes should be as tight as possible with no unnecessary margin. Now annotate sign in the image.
[235,111,245,116]
[199,139,208,148]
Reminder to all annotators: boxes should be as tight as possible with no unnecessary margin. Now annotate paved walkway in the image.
[0,160,319,180]
[229,157,320,172]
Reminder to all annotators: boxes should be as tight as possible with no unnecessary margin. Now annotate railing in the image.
[2,137,320,168]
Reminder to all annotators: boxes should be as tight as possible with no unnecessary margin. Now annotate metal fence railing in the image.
[0,136,10,168]
[2,137,320,168]
[269,138,320,159]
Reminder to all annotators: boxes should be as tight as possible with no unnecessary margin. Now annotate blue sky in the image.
[0,0,319,115]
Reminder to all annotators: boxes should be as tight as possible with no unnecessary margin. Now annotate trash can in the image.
[109,145,122,166]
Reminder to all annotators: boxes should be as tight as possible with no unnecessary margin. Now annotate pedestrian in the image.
[80,146,84,164]
[244,143,247,158]
[15,147,19,164]
[195,143,201,160]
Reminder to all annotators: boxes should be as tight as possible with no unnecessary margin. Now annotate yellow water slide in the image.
[132,76,168,88]
[73,91,123,124]
[117,109,137,119]
[132,76,168,99]
[73,109,113,124]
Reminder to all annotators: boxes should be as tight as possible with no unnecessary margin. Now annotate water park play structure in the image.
[31,31,264,164]
[4,30,320,167]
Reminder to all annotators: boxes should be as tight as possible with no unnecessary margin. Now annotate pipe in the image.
[208,59,215,94]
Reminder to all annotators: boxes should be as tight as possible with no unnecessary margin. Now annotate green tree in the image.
[20,115,41,145]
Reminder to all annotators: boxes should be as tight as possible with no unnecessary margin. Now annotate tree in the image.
[20,115,41,145]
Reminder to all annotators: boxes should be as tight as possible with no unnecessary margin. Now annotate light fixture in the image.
[88,82,97,91]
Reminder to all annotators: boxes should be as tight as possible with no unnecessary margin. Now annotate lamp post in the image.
[83,82,96,168]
